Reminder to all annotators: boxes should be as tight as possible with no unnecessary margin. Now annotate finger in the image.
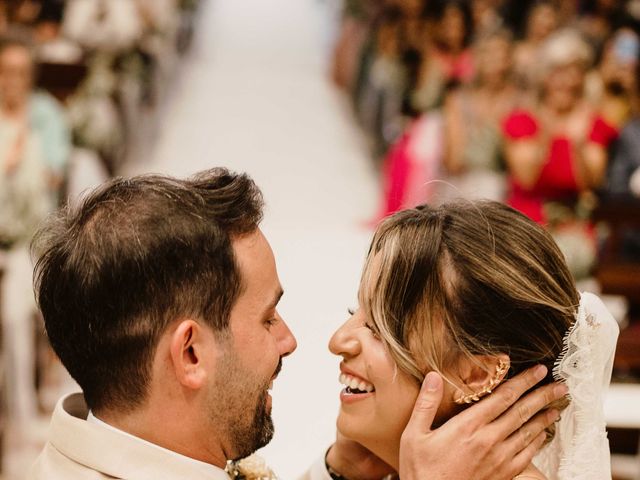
[403,371,444,436]
[491,382,568,440]
[502,408,560,458]
[503,432,547,479]
[457,365,548,428]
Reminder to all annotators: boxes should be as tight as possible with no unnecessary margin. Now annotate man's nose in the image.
[276,316,297,357]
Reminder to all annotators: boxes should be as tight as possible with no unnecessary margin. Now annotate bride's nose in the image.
[328,315,361,357]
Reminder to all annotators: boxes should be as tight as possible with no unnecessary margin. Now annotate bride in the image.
[325,201,618,479]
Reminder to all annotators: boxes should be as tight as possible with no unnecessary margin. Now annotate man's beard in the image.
[209,345,282,461]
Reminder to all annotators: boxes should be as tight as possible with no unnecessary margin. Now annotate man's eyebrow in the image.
[264,289,284,313]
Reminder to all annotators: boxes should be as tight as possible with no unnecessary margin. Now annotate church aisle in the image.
[127,0,379,476]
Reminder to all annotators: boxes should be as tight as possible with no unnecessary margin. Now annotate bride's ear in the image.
[452,354,510,404]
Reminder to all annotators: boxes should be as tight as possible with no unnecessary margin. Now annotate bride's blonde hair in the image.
[361,201,574,435]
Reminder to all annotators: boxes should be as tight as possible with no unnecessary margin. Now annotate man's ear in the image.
[452,354,510,404]
[169,320,217,390]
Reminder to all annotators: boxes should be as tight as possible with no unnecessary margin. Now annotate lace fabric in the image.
[533,292,619,480]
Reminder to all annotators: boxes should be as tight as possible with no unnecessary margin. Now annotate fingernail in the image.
[425,372,440,392]
[534,365,547,380]
[548,409,560,422]
[554,384,569,397]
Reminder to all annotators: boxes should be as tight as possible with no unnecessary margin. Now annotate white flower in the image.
[226,454,278,480]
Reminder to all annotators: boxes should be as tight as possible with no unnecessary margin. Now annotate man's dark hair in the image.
[32,168,264,413]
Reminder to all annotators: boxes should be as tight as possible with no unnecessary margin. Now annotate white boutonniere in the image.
[226,454,278,480]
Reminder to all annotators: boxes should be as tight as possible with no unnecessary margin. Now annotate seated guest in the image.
[512,1,559,94]
[62,0,142,54]
[469,0,504,39]
[502,29,616,279]
[578,0,629,56]
[0,36,70,439]
[410,0,475,113]
[609,117,640,196]
[0,37,71,193]
[603,34,640,262]
[587,28,638,130]
[355,5,408,155]
[599,28,640,195]
[442,28,517,201]
[7,0,41,26]
[33,0,83,64]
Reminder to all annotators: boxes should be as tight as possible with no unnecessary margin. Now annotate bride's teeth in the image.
[339,373,375,393]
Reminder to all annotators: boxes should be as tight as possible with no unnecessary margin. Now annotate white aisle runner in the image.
[128,0,379,477]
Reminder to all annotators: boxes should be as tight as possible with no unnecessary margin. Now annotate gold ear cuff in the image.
[454,359,509,405]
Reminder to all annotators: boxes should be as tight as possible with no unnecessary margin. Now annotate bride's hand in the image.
[399,366,567,480]
[326,432,396,480]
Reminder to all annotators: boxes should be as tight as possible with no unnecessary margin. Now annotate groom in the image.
[29,168,565,480]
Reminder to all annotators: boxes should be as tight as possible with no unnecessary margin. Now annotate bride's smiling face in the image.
[328,202,578,469]
[329,307,421,469]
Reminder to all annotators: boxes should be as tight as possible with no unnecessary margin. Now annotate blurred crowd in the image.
[0,0,203,471]
[332,0,640,280]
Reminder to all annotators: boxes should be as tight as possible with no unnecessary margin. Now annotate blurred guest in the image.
[62,0,142,54]
[556,0,580,27]
[410,0,474,113]
[470,0,505,38]
[0,37,70,437]
[0,37,69,197]
[8,0,41,26]
[578,0,630,55]
[498,0,536,34]
[33,0,83,64]
[330,0,376,90]
[588,28,639,129]
[61,0,139,175]
[442,28,517,200]
[604,29,640,195]
[399,0,426,45]
[133,0,181,105]
[609,116,640,195]
[512,1,559,93]
[503,29,616,278]
[65,54,125,174]
[356,6,408,155]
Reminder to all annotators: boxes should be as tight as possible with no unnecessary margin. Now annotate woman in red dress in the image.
[503,29,618,278]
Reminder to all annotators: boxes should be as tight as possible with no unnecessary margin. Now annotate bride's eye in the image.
[364,322,381,340]
[347,308,355,316]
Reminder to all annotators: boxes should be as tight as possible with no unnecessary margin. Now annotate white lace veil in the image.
[533,292,619,480]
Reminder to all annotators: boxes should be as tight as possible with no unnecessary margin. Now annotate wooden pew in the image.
[593,194,640,376]
[594,194,640,478]
[35,61,87,103]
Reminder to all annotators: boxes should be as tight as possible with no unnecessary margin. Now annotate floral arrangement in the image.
[226,454,279,480]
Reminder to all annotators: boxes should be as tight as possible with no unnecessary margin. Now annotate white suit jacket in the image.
[29,392,337,480]
[28,393,230,480]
